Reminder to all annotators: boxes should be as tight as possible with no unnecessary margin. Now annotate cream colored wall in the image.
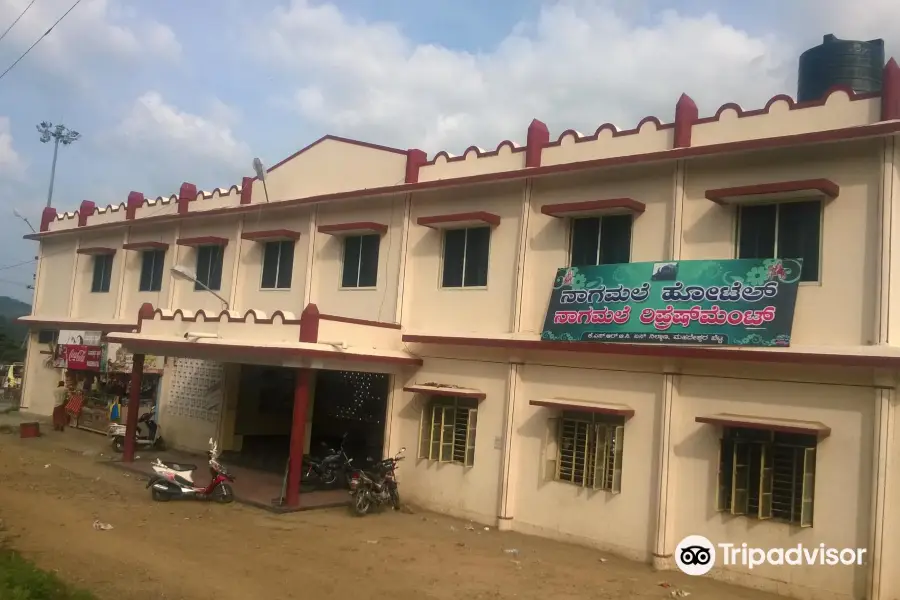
[405,183,524,334]
[20,333,63,415]
[34,238,77,317]
[681,141,882,347]
[118,227,178,319]
[170,217,237,314]
[258,138,408,201]
[520,165,675,334]
[671,375,874,599]
[394,357,508,522]
[235,208,311,315]
[70,232,127,320]
[311,196,405,322]
[512,364,663,561]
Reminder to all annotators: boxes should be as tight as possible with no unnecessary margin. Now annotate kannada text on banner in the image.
[540,258,803,347]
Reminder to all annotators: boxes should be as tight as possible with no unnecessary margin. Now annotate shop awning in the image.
[705,178,839,206]
[417,211,501,229]
[540,198,645,219]
[176,236,228,247]
[695,413,831,439]
[105,332,422,369]
[403,383,486,400]
[530,397,634,419]
[317,222,388,236]
[123,241,169,251]
[241,229,301,242]
[15,315,136,332]
[76,247,116,256]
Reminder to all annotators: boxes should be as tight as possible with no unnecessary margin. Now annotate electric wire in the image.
[0,0,82,83]
[0,0,38,45]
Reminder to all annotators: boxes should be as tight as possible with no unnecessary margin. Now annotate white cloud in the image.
[97,92,250,199]
[114,92,249,168]
[0,0,181,78]
[248,0,796,153]
[0,117,26,179]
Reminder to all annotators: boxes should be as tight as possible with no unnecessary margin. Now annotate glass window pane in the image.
[139,251,154,292]
[195,246,210,290]
[92,256,104,292]
[777,201,821,282]
[462,227,490,287]
[342,236,362,287]
[599,214,632,265]
[276,241,294,289]
[261,242,279,289]
[150,250,165,291]
[358,234,380,287]
[208,246,223,291]
[738,204,777,259]
[571,218,600,267]
[442,229,466,288]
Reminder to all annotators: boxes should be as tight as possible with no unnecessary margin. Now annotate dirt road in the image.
[0,423,789,600]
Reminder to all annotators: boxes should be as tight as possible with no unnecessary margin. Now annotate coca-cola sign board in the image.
[65,345,102,371]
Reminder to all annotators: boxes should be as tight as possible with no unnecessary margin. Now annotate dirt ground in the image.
[0,421,791,600]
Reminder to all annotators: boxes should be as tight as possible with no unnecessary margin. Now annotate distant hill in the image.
[0,296,31,362]
[0,296,31,320]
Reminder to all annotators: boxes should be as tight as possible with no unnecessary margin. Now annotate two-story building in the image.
[16,55,900,600]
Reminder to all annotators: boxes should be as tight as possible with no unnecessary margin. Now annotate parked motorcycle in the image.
[301,433,354,490]
[145,438,235,503]
[108,411,165,453]
[348,447,405,516]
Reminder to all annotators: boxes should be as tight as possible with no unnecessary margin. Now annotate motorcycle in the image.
[348,447,405,516]
[108,411,165,453]
[145,438,235,503]
[301,433,354,490]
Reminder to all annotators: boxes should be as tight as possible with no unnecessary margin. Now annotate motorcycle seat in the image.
[161,461,197,472]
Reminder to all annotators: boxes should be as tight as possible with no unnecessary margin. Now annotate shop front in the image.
[54,329,165,433]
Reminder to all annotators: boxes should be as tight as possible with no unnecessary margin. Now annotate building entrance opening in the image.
[229,366,390,479]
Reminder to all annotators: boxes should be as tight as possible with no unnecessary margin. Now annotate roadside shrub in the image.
[0,549,95,600]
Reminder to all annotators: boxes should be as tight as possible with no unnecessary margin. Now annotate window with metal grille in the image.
[341,234,380,288]
[37,330,58,344]
[737,200,821,283]
[441,227,490,288]
[570,215,632,267]
[716,427,817,527]
[91,254,113,293]
[139,250,165,292]
[261,241,294,289]
[195,245,224,291]
[542,411,624,493]
[418,396,477,466]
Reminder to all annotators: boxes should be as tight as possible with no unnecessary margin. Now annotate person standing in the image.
[52,381,68,431]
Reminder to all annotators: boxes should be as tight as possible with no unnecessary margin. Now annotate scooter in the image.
[145,438,235,503]
[108,411,165,453]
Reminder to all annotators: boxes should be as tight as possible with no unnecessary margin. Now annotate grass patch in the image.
[0,548,96,599]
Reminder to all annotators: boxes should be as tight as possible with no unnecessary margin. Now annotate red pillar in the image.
[122,353,145,463]
[285,369,311,507]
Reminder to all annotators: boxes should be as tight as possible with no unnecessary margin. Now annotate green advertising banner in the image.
[541,258,803,347]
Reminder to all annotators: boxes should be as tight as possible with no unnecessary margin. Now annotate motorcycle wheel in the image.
[321,470,337,486]
[214,483,235,504]
[154,436,166,451]
[111,436,125,453]
[352,491,371,516]
[389,487,401,511]
[151,488,171,502]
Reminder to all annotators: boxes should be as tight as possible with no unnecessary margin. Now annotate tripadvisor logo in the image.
[675,535,867,576]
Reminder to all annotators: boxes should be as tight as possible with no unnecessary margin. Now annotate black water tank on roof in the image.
[797,34,884,102]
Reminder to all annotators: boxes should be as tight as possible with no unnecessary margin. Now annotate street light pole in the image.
[36,121,80,208]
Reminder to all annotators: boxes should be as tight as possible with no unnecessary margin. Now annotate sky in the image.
[0,0,897,302]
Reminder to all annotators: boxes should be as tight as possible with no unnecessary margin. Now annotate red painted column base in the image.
[121,353,146,463]
[285,369,310,507]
